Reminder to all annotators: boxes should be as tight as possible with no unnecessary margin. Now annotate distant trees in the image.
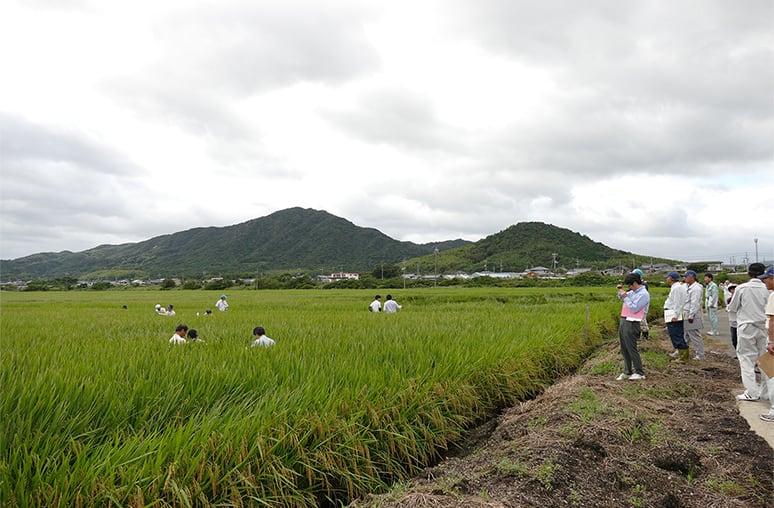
[371,263,401,279]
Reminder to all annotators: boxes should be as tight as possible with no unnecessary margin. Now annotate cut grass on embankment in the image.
[0,287,651,506]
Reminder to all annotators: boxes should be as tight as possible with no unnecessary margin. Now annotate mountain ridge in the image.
[0,208,676,280]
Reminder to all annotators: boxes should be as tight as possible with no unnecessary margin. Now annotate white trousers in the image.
[736,322,769,400]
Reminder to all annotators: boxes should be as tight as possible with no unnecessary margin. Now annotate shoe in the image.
[616,373,629,381]
[760,414,774,422]
[736,392,759,401]
[669,350,679,358]
[693,356,703,361]
[629,373,645,380]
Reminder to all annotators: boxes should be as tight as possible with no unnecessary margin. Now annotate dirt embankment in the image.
[353,327,774,508]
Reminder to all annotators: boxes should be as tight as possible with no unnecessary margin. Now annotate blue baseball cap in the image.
[683,270,697,278]
[758,266,774,280]
[665,271,680,281]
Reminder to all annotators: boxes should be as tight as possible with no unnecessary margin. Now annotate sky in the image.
[1,0,772,266]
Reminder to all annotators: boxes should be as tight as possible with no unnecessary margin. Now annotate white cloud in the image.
[1,0,772,266]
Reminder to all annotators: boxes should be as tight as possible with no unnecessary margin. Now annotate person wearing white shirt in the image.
[704,273,719,335]
[728,263,769,401]
[251,326,275,348]
[759,266,774,422]
[369,295,381,313]
[215,295,229,312]
[383,294,402,313]
[682,270,705,360]
[663,272,688,362]
[169,324,188,344]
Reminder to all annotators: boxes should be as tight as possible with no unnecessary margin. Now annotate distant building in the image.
[315,272,360,283]
[524,266,552,277]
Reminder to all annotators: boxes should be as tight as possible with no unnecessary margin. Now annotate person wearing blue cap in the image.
[215,294,229,312]
[632,269,650,340]
[728,263,769,402]
[682,270,705,360]
[664,272,689,363]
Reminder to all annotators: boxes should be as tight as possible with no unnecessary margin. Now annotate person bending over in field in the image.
[187,329,204,343]
[170,324,188,344]
[251,326,275,348]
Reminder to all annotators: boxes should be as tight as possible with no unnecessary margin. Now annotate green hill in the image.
[0,208,469,280]
[406,222,676,275]
[0,212,677,281]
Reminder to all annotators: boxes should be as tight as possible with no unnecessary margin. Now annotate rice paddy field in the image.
[1,287,629,507]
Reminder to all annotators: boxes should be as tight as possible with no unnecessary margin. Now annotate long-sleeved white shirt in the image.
[683,281,703,320]
[664,282,687,321]
[728,278,769,326]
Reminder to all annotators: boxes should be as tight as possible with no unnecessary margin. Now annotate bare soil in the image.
[352,326,774,508]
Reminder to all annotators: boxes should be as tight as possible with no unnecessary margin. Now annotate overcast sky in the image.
[1,0,772,266]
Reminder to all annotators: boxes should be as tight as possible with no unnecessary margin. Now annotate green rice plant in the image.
[1,287,620,506]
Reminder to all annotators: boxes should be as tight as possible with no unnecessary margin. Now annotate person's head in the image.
[220,294,227,300]
[167,304,174,310]
[632,269,643,277]
[374,295,381,300]
[205,308,212,315]
[175,324,188,335]
[759,266,774,290]
[728,284,737,294]
[155,304,161,310]
[253,326,266,337]
[683,270,697,283]
[386,294,393,300]
[187,329,198,340]
[623,272,642,288]
[665,271,680,285]
[704,273,713,283]
[748,262,766,279]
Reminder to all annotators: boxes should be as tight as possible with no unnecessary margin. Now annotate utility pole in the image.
[754,237,759,263]
[551,253,558,274]
[434,248,439,288]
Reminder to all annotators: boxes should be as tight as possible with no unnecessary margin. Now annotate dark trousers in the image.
[618,318,644,376]
[730,326,737,351]
[666,320,687,350]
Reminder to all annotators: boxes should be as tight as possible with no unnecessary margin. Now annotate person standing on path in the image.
[728,263,769,402]
[759,266,774,422]
[682,270,705,360]
[632,269,650,340]
[615,272,650,380]
[722,282,739,352]
[664,272,689,363]
[704,273,719,335]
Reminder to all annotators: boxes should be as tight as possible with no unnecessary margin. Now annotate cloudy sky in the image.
[1,0,772,265]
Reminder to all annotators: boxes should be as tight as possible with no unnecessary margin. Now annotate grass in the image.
[1,287,620,506]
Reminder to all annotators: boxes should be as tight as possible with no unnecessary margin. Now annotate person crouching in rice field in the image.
[170,324,188,344]
[251,326,275,348]
[616,272,650,381]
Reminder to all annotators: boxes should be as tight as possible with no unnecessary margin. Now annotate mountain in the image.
[406,222,676,274]
[0,208,470,280]
[0,211,676,281]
